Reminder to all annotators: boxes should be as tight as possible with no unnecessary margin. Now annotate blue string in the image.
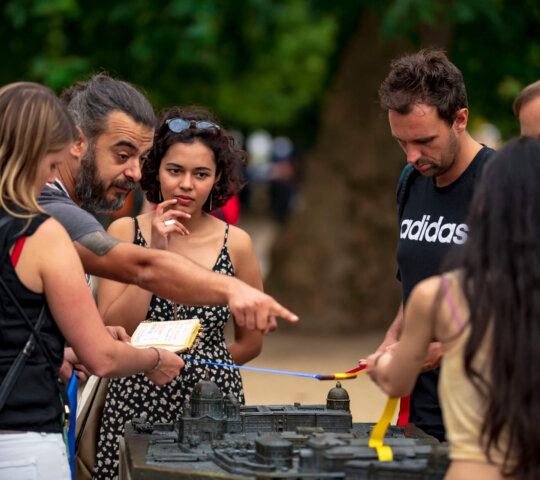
[184,358,318,378]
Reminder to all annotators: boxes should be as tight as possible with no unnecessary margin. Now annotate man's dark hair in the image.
[379,49,468,125]
[142,106,246,211]
[512,79,540,117]
[60,73,156,139]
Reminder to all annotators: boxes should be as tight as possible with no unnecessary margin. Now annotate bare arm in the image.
[19,218,183,385]
[376,302,404,353]
[59,326,133,382]
[358,302,402,365]
[374,300,443,372]
[97,217,154,334]
[226,226,264,365]
[366,277,440,397]
[76,228,298,332]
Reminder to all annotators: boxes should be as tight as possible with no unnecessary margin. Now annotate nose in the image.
[180,173,193,190]
[125,157,142,182]
[405,144,422,165]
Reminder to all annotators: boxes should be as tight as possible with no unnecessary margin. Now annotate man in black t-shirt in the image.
[374,49,494,441]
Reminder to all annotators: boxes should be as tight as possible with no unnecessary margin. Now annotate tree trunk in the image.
[266,13,411,334]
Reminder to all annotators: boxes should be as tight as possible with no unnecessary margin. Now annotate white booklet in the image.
[130,318,200,352]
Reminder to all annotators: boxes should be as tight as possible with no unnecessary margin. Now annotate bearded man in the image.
[38,74,297,333]
[372,50,494,441]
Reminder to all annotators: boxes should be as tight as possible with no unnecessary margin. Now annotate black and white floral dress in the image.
[93,220,245,480]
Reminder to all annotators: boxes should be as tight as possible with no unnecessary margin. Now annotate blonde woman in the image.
[0,83,183,480]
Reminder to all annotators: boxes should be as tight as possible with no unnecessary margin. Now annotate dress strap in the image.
[10,236,26,267]
[223,224,230,247]
[440,275,464,329]
[132,216,143,244]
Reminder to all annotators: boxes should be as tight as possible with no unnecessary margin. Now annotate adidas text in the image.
[400,215,468,245]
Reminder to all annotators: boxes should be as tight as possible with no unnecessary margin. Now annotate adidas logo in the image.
[400,215,468,244]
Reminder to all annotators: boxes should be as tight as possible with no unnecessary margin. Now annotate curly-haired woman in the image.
[94,107,264,480]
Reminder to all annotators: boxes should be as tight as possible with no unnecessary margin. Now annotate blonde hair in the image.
[0,82,77,218]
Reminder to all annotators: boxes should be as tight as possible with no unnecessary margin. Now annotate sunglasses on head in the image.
[165,118,220,133]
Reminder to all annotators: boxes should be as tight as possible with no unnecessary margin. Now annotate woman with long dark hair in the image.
[366,136,540,480]
[0,82,183,479]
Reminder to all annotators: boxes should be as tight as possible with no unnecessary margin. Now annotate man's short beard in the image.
[417,129,460,178]
[75,142,136,213]
[434,129,460,178]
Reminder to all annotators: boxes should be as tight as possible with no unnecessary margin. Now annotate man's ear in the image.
[70,126,88,159]
[453,108,469,133]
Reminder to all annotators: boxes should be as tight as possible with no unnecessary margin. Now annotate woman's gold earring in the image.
[158,190,163,203]
[209,193,213,211]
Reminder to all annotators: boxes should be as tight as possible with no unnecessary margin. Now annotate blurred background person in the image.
[513,79,540,139]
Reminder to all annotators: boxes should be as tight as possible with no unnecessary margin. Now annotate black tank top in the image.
[0,212,65,433]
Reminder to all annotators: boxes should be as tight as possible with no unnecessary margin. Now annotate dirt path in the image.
[236,217,398,423]
[238,330,399,424]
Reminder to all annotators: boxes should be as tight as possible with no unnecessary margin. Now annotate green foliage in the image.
[1,0,86,88]
[450,0,540,137]
[0,0,337,131]
[1,0,540,139]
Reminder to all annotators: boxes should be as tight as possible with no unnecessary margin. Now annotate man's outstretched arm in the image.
[74,230,298,331]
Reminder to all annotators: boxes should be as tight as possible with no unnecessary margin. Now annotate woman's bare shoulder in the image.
[226,223,254,251]
[410,275,443,305]
[33,216,71,242]
[107,215,142,242]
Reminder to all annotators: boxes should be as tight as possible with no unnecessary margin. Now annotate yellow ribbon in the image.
[368,397,399,461]
[332,370,366,380]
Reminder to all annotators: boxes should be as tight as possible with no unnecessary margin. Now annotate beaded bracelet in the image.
[146,346,162,374]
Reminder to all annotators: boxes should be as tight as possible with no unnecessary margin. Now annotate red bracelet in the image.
[146,347,162,374]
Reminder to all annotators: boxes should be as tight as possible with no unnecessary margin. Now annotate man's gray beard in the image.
[74,145,134,213]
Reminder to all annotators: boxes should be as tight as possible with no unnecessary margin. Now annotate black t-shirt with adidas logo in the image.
[396,145,495,440]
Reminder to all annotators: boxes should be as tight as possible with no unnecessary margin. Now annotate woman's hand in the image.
[150,199,191,249]
[144,348,184,386]
[59,347,91,383]
[105,325,132,343]
[365,350,393,385]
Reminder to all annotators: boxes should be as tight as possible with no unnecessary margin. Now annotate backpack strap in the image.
[0,211,27,267]
[396,164,417,223]
[0,272,69,422]
[1,221,34,409]
[0,303,47,411]
[0,212,12,231]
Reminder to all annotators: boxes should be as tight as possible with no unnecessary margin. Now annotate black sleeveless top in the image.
[0,212,65,432]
